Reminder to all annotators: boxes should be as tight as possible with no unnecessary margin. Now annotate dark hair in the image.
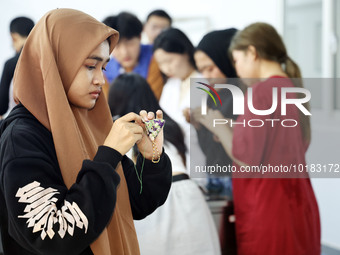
[108,73,186,165]
[103,12,143,40]
[196,28,238,78]
[146,9,172,25]
[153,28,196,69]
[10,17,34,37]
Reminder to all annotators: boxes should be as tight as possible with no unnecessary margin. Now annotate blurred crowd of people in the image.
[0,8,321,255]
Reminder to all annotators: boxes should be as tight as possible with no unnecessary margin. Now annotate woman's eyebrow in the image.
[87,55,110,63]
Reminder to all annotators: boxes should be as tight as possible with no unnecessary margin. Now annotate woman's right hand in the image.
[191,107,203,129]
[104,112,144,155]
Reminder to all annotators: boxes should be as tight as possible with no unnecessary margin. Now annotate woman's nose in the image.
[93,70,106,86]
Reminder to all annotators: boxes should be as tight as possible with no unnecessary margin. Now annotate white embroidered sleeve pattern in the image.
[15,181,88,240]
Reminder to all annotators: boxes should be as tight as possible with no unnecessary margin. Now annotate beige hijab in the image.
[13,8,139,255]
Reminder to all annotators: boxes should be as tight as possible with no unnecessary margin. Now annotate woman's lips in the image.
[90,91,101,99]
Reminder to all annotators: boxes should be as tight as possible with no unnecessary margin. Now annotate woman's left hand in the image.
[136,110,164,161]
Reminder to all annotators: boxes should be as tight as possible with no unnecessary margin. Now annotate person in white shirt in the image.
[153,28,207,177]
[108,73,221,255]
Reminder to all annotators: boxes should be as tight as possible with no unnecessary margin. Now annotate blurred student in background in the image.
[0,16,34,119]
[198,22,321,255]
[193,28,239,198]
[143,9,172,44]
[193,28,239,255]
[153,27,206,175]
[103,12,164,100]
[108,73,221,255]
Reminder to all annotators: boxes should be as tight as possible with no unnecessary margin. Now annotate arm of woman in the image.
[120,109,172,219]
[0,122,121,255]
[121,150,172,220]
[197,109,248,167]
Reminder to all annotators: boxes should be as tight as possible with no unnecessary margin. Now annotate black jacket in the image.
[0,104,172,255]
[0,52,20,116]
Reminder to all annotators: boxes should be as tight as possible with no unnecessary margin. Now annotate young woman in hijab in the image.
[193,28,238,197]
[198,22,320,255]
[0,9,171,255]
[108,73,221,255]
[153,27,206,175]
[193,28,239,255]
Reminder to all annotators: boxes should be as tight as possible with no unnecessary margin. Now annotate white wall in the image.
[308,112,340,249]
[284,0,340,249]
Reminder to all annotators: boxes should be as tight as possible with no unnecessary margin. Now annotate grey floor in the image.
[0,233,339,255]
[323,245,340,255]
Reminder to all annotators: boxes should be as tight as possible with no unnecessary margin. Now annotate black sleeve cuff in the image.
[136,148,167,173]
[93,146,123,169]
